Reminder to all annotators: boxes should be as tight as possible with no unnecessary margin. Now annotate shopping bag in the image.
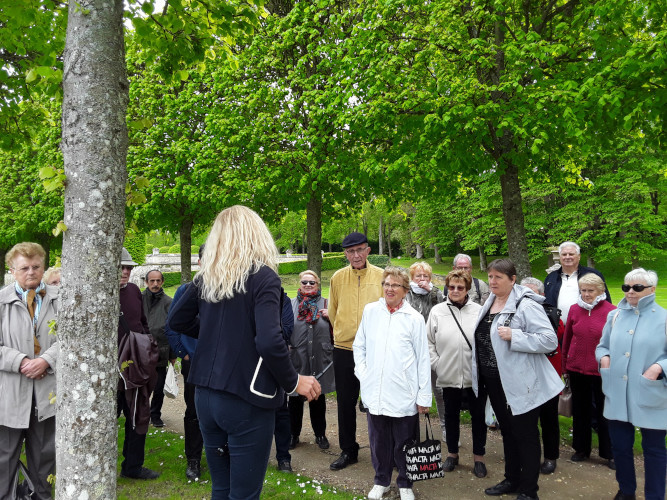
[164,363,179,399]
[11,460,36,500]
[558,377,573,417]
[404,414,445,482]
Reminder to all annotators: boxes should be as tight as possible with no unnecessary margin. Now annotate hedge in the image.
[277,254,389,275]
[124,233,146,265]
[162,271,197,288]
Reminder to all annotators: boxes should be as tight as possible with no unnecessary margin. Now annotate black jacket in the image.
[544,264,612,307]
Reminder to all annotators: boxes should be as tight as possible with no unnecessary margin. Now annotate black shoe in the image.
[120,467,160,480]
[485,479,519,496]
[289,435,299,450]
[473,461,487,478]
[516,495,539,500]
[315,435,330,450]
[613,491,636,500]
[540,459,557,474]
[443,456,458,472]
[151,417,165,428]
[330,452,358,470]
[570,452,589,462]
[278,460,293,472]
[607,458,616,470]
[185,459,201,480]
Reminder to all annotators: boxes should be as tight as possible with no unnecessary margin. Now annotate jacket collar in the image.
[617,293,656,311]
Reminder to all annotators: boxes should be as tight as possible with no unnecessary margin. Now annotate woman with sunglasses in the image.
[561,273,616,469]
[427,269,488,478]
[596,268,667,500]
[288,270,335,452]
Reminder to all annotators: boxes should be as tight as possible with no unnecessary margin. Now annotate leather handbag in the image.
[558,377,573,417]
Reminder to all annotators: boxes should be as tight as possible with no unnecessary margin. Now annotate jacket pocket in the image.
[599,367,611,397]
[249,357,278,399]
[637,375,667,409]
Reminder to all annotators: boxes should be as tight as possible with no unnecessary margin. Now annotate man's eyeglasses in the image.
[121,265,134,271]
[382,282,406,290]
[448,285,466,291]
[301,280,317,286]
[621,284,652,292]
[12,265,43,274]
[344,247,368,256]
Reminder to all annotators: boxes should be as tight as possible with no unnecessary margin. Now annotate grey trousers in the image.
[0,413,55,500]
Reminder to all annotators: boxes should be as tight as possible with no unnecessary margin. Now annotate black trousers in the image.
[289,393,327,438]
[442,386,487,456]
[538,394,560,460]
[274,394,291,463]
[150,365,167,421]
[480,373,541,498]
[181,358,204,461]
[117,391,147,475]
[333,348,360,456]
[569,371,612,459]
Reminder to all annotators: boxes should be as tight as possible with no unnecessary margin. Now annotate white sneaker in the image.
[368,485,390,499]
[400,488,415,500]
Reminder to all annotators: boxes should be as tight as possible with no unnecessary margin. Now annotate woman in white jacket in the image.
[427,269,487,478]
[354,267,431,500]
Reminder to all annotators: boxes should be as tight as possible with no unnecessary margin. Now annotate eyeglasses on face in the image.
[13,265,43,274]
[301,280,317,286]
[448,285,466,291]
[621,284,652,293]
[121,265,134,271]
[344,246,368,256]
[382,282,405,290]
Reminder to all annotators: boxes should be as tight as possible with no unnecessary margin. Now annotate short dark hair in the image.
[145,269,164,281]
[445,269,472,290]
[487,258,517,279]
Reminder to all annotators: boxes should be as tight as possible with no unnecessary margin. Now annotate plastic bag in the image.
[164,363,179,399]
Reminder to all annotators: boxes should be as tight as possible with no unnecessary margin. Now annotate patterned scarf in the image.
[297,289,322,324]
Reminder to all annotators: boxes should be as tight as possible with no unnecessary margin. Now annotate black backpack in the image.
[504,296,561,357]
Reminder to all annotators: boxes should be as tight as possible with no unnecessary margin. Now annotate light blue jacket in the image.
[595,294,667,430]
[472,285,563,415]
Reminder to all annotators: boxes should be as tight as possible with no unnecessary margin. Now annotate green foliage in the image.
[161,271,196,288]
[124,232,147,265]
[367,255,390,267]
[168,244,180,253]
[158,246,171,254]
[278,254,389,274]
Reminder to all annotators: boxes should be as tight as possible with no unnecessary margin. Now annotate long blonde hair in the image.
[198,205,278,302]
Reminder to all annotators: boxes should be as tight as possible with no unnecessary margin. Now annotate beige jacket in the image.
[328,263,383,350]
[427,298,481,389]
[0,284,59,428]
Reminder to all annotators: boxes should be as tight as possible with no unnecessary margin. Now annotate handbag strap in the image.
[446,304,472,350]
[422,413,435,441]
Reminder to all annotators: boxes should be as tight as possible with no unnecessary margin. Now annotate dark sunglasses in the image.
[448,285,466,291]
[621,284,652,292]
[301,280,317,286]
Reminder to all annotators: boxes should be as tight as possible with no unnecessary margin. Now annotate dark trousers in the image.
[569,371,612,458]
[333,348,360,456]
[274,395,291,463]
[289,394,326,438]
[0,413,55,500]
[538,394,560,460]
[117,391,147,476]
[196,387,275,500]
[442,386,487,456]
[367,413,419,488]
[150,365,167,421]
[480,374,541,498]
[182,358,204,461]
[608,419,667,500]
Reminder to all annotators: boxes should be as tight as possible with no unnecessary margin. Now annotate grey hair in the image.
[520,277,544,294]
[453,253,472,267]
[624,268,658,287]
[559,241,580,254]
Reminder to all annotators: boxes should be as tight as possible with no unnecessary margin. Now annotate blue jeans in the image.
[196,387,275,500]
[608,419,667,500]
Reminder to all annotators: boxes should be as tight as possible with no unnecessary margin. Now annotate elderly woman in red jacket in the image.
[562,272,616,468]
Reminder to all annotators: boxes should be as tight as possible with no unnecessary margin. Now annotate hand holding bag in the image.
[11,460,36,500]
[164,363,179,399]
[404,414,445,482]
[558,376,573,417]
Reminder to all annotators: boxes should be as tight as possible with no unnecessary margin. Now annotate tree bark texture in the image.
[306,194,323,276]
[478,247,487,271]
[386,223,392,260]
[433,244,441,264]
[378,215,384,255]
[179,216,193,284]
[57,1,128,498]
[415,243,424,259]
[499,159,531,280]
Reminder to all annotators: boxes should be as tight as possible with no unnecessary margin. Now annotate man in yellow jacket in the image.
[328,232,384,470]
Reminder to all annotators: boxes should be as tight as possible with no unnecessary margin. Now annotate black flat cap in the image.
[342,232,368,248]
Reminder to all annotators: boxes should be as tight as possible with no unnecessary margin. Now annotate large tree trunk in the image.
[57,0,128,498]
[415,243,424,259]
[499,159,531,280]
[306,194,323,276]
[0,247,7,283]
[386,223,393,260]
[433,244,442,264]
[179,216,193,284]
[478,247,487,271]
[378,214,384,255]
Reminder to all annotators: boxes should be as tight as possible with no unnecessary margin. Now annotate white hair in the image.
[559,241,580,254]
[624,268,658,287]
[453,253,472,267]
[520,277,544,294]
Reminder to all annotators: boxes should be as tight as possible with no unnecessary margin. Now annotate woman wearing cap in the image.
[596,268,667,500]
[288,270,335,451]
[167,205,320,499]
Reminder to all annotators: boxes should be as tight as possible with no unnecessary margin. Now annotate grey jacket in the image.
[290,297,335,394]
[406,286,444,322]
[0,284,59,428]
[472,284,563,415]
[142,288,173,367]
